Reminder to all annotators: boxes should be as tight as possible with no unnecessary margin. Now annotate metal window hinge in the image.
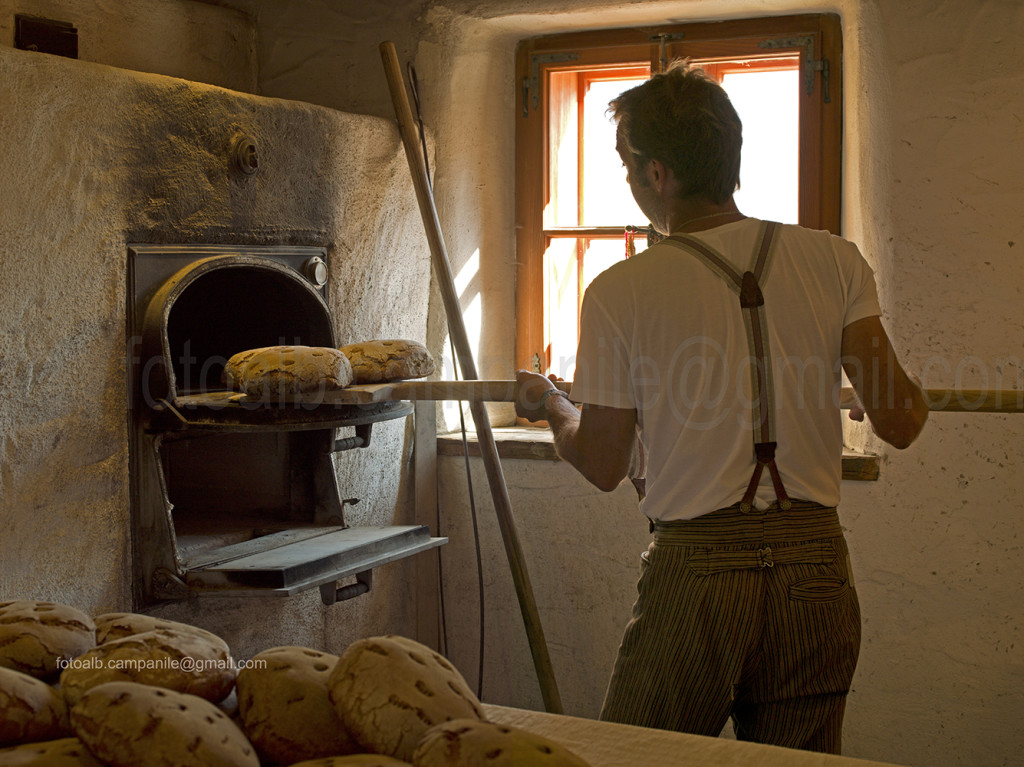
[758,35,831,103]
[523,52,580,117]
[649,32,686,73]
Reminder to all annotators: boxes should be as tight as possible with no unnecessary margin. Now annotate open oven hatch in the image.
[128,244,445,605]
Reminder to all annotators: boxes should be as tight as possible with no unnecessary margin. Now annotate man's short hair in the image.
[610,61,743,204]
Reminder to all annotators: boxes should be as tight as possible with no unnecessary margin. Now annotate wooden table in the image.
[484,705,906,767]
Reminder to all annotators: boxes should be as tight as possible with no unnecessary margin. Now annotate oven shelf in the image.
[181,525,446,597]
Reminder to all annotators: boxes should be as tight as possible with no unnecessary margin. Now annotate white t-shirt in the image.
[570,219,882,521]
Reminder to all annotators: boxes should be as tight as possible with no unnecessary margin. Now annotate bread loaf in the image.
[338,340,435,384]
[70,682,258,767]
[223,345,353,399]
[412,719,592,767]
[93,613,227,648]
[0,736,106,766]
[59,628,234,706]
[236,646,359,764]
[327,635,485,762]
[0,601,95,680]
[286,756,413,767]
[0,666,70,746]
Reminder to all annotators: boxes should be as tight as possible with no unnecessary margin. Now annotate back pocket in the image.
[789,576,849,602]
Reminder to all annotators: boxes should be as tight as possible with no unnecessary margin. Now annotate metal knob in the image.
[231,133,260,176]
[303,256,328,287]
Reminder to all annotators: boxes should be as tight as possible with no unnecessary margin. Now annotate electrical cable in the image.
[408,62,487,700]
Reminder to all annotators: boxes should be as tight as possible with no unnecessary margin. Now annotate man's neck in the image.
[666,199,745,234]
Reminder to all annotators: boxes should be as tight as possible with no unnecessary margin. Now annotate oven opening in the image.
[166,267,333,395]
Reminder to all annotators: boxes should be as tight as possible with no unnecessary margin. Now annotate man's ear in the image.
[647,158,668,192]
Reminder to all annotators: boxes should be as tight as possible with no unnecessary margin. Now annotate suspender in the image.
[663,221,792,511]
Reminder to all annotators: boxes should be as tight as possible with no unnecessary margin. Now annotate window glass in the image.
[547,71,579,228]
[581,78,647,225]
[724,67,800,224]
[544,237,579,376]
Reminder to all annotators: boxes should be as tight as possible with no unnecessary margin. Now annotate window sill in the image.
[437,427,880,481]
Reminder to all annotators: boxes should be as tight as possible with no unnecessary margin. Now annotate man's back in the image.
[571,218,881,520]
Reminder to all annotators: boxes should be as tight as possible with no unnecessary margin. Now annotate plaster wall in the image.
[248,2,1023,766]
[0,0,256,92]
[0,42,433,662]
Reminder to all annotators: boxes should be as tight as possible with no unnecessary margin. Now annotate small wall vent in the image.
[15,15,78,59]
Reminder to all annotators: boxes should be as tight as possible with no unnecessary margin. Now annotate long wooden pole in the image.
[379,41,563,714]
[842,387,1024,414]
[319,381,1024,413]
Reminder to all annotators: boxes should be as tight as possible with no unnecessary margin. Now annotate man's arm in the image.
[516,370,637,492]
[841,315,929,448]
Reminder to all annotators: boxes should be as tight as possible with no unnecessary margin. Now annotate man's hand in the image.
[515,369,637,492]
[515,369,561,423]
[847,394,866,422]
[841,316,929,448]
[846,371,923,423]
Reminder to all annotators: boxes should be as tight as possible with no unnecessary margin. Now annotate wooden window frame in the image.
[514,14,843,373]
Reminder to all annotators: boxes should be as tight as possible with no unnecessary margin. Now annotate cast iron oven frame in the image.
[127,244,444,608]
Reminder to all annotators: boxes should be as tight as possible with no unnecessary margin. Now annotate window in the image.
[514,14,842,377]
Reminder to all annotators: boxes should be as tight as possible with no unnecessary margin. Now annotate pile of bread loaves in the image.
[0,600,590,767]
[223,340,436,399]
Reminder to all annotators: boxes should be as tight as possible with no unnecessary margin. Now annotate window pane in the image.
[547,71,579,227]
[581,78,648,226]
[545,237,632,380]
[581,238,626,291]
[722,69,800,224]
[544,237,579,377]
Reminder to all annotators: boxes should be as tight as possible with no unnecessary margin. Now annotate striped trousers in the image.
[599,501,861,754]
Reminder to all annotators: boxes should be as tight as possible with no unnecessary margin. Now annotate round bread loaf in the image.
[338,340,435,384]
[0,736,106,766]
[288,757,413,767]
[93,613,228,648]
[223,345,353,399]
[70,682,258,767]
[328,635,485,762]
[59,628,234,706]
[236,646,359,764]
[0,666,70,746]
[0,600,95,680]
[412,719,592,767]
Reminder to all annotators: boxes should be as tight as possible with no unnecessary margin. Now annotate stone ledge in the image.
[437,427,880,481]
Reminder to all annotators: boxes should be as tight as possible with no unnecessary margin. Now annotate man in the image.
[516,62,929,754]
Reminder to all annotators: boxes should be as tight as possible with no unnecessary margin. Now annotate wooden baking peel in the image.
[380,41,563,714]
